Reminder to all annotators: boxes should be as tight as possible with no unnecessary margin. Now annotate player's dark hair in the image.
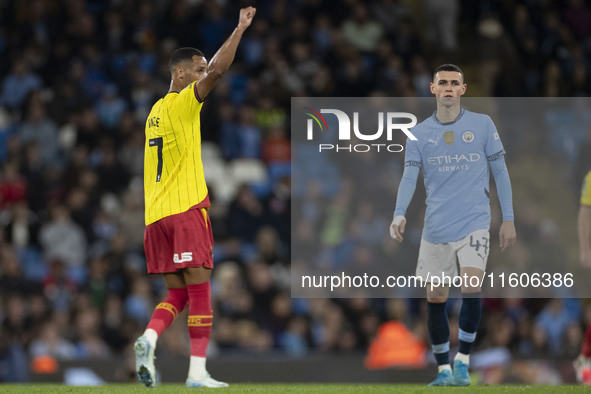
[169,47,205,73]
[433,64,464,82]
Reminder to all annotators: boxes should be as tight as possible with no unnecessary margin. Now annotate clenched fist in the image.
[238,7,256,30]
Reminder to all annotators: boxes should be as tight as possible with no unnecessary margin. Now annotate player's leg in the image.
[135,271,189,387]
[452,266,483,386]
[453,229,489,386]
[426,285,452,386]
[183,266,227,388]
[135,218,184,387]
[574,323,591,384]
[144,272,190,348]
[418,238,455,386]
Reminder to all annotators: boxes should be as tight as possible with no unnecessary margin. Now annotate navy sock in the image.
[427,301,449,365]
[458,292,481,355]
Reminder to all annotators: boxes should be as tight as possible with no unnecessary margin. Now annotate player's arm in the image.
[195,7,256,100]
[578,203,591,267]
[489,155,516,252]
[391,136,421,243]
[390,164,419,242]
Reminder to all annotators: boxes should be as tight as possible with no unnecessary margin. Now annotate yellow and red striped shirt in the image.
[144,82,209,225]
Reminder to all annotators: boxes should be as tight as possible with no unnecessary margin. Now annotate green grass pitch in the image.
[0,384,588,393]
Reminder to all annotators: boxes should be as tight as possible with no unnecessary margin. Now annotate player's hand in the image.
[499,221,516,252]
[581,249,591,268]
[390,216,406,243]
[237,6,256,30]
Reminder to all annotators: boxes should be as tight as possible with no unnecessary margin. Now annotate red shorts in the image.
[144,207,214,274]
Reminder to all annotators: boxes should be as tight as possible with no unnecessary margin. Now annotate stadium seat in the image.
[203,160,239,203]
[229,158,268,185]
[201,141,223,162]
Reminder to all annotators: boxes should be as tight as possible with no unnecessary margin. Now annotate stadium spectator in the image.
[74,308,112,359]
[228,184,267,243]
[0,161,27,210]
[95,84,127,129]
[342,2,383,53]
[371,0,410,39]
[39,205,87,278]
[535,299,579,355]
[125,277,153,326]
[42,259,77,311]
[0,245,37,295]
[261,126,290,165]
[18,95,61,168]
[424,0,459,53]
[3,203,39,250]
[0,57,43,110]
[29,320,77,361]
[0,324,28,382]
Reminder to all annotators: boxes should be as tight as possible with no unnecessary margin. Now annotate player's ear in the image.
[176,65,184,80]
[460,83,467,96]
[430,82,436,95]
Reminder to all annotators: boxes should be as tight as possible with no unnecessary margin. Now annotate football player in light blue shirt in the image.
[390,64,516,386]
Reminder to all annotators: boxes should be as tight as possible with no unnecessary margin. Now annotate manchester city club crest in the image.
[444,131,454,145]
[462,130,475,143]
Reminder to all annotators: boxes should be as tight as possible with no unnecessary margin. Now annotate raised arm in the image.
[196,7,256,100]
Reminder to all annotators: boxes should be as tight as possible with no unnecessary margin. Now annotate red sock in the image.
[582,323,591,358]
[187,282,212,357]
[146,287,189,335]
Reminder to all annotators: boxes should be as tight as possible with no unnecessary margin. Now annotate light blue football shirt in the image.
[396,108,506,243]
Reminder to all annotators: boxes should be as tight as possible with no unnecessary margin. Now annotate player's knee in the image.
[461,286,482,294]
[427,297,448,303]
[183,266,212,284]
[426,285,449,302]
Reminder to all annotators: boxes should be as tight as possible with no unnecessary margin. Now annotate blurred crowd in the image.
[0,0,590,383]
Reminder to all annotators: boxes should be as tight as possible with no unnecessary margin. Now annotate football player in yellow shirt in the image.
[574,170,591,385]
[134,7,256,388]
